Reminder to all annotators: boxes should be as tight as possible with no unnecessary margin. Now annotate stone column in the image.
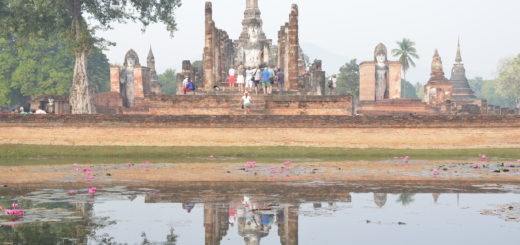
[204,2,215,90]
[133,66,145,99]
[287,5,299,91]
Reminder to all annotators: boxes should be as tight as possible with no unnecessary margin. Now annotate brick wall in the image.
[2,114,520,128]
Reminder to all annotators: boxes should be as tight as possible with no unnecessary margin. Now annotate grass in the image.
[1,144,520,166]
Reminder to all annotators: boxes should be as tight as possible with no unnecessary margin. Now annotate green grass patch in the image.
[0,144,519,166]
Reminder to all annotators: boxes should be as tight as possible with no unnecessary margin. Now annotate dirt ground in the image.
[1,126,520,149]
[1,160,519,186]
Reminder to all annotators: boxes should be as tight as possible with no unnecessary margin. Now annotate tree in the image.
[496,55,520,108]
[469,77,516,108]
[158,69,177,95]
[1,0,182,114]
[336,59,360,97]
[401,79,418,99]
[415,82,425,101]
[0,33,109,108]
[392,39,419,96]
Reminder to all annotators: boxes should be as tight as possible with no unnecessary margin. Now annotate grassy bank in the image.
[1,144,520,166]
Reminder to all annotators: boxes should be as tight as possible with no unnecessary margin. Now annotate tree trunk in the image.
[70,49,96,114]
[68,0,96,114]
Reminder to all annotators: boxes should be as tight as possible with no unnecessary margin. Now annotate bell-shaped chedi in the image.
[424,50,453,105]
[449,40,476,101]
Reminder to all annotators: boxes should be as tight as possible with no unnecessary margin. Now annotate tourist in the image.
[35,107,47,114]
[328,75,337,95]
[237,65,245,92]
[182,77,189,94]
[253,66,261,95]
[241,91,252,115]
[228,67,236,91]
[276,69,285,94]
[261,67,271,95]
[268,66,275,94]
[245,67,253,92]
[184,80,196,94]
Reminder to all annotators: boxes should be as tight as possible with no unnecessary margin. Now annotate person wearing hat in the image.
[241,92,252,115]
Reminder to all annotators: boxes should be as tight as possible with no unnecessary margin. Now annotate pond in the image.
[1,183,519,245]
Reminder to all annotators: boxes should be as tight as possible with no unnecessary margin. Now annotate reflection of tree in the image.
[396,194,416,206]
[140,228,178,245]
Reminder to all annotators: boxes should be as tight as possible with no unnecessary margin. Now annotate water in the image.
[1,184,519,245]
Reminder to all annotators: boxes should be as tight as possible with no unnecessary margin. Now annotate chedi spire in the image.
[450,40,476,100]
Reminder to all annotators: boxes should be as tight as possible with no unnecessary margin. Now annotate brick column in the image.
[203,2,215,90]
[110,66,121,93]
[287,4,299,91]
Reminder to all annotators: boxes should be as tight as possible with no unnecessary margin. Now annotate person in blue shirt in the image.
[261,68,271,95]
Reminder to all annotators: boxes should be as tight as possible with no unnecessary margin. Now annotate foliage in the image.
[415,82,425,101]
[496,55,520,108]
[0,33,109,108]
[391,38,420,80]
[158,69,177,95]
[0,0,182,113]
[469,77,516,108]
[336,59,360,97]
[396,194,416,206]
[401,79,418,98]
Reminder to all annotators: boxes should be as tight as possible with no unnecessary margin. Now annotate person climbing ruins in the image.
[237,65,245,92]
[261,67,271,95]
[245,67,254,92]
[241,91,252,115]
[228,67,237,91]
[276,69,285,94]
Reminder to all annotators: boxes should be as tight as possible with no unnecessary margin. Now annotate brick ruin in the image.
[357,43,519,116]
[188,0,324,95]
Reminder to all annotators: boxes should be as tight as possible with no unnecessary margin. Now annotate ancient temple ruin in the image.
[194,0,320,94]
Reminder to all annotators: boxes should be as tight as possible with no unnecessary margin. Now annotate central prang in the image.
[235,0,271,68]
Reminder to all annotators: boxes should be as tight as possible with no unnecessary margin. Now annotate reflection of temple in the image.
[204,203,230,245]
[373,193,387,208]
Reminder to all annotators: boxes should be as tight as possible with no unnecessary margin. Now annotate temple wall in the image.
[359,62,376,101]
[388,62,402,99]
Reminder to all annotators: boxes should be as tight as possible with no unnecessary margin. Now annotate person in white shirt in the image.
[241,92,252,115]
[35,108,47,114]
[245,67,253,92]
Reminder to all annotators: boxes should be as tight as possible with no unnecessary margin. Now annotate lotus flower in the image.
[471,163,480,168]
[82,168,92,172]
[68,190,76,195]
[245,162,256,168]
[85,171,93,176]
[11,203,18,209]
[403,156,410,162]
[283,161,292,166]
[127,162,133,167]
[0,206,3,211]
[87,187,97,195]
[432,169,441,176]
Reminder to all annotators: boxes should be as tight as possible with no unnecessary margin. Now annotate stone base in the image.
[357,99,439,116]
[96,93,353,116]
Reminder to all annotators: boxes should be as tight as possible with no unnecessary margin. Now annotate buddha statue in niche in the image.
[374,43,389,100]
[120,49,140,107]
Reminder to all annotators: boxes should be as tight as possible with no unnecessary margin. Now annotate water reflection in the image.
[1,185,520,245]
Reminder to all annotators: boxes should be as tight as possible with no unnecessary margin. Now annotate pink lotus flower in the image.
[68,190,76,195]
[139,163,145,168]
[5,209,24,217]
[85,171,93,176]
[87,187,97,195]
[403,156,410,162]
[517,160,520,163]
[11,203,18,209]
[283,161,292,166]
[245,162,256,168]
[127,162,133,167]
[0,206,3,211]
[471,163,480,168]
[432,169,441,176]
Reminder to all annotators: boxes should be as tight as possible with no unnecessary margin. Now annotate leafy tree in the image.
[415,82,425,101]
[469,77,516,108]
[1,0,182,114]
[396,194,416,206]
[336,59,360,97]
[401,80,418,98]
[496,55,520,108]
[0,33,109,108]
[158,69,177,95]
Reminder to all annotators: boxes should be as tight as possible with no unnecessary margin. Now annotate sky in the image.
[97,0,520,84]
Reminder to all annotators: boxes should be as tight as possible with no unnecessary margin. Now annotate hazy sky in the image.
[97,0,520,84]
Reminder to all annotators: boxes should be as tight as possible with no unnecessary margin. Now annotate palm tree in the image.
[392,38,420,80]
[392,39,419,97]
